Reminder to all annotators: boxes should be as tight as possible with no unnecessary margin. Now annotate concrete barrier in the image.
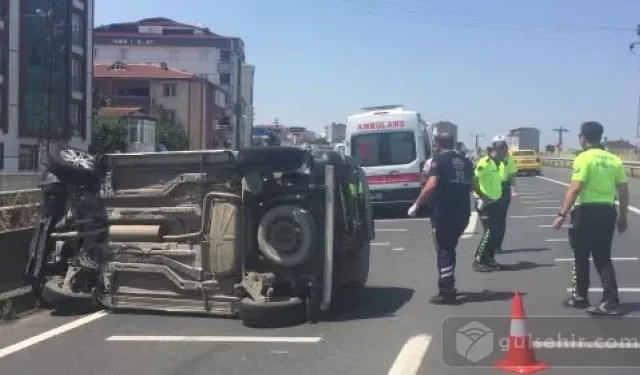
[0,228,34,294]
[541,157,640,178]
[0,173,41,191]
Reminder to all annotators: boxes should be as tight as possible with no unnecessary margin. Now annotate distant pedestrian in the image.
[471,145,504,272]
[408,133,474,304]
[553,121,628,316]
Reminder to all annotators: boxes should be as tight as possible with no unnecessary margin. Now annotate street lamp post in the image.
[33,6,68,171]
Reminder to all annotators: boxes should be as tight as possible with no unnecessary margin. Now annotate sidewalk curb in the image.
[0,286,38,322]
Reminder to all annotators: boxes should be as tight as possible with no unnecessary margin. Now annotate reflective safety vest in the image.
[348,181,364,197]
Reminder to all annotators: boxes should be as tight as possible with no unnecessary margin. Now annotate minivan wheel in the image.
[239,297,307,328]
[42,278,96,312]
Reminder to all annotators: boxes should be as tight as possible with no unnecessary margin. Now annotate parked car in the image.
[26,147,373,326]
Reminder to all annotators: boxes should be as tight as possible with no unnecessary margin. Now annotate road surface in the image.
[1,167,639,374]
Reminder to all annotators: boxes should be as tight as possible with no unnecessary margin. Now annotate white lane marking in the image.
[0,311,108,359]
[537,175,640,215]
[527,207,559,210]
[510,214,557,218]
[387,334,432,375]
[376,218,429,223]
[545,238,568,242]
[522,200,560,204]
[106,336,322,343]
[532,340,640,349]
[372,242,391,246]
[538,224,568,228]
[462,211,478,239]
[566,288,640,292]
[555,257,638,262]
[393,247,405,251]
[376,228,408,232]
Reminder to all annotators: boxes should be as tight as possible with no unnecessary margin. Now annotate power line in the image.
[318,0,633,34]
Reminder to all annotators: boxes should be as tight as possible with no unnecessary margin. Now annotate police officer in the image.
[492,136,518,253]
[553,121,628,316]
[472,144,504,272]
[408,133,474,304]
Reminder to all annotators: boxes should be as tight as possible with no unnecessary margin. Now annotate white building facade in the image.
[93,18,251,148]
[240,63,255,148]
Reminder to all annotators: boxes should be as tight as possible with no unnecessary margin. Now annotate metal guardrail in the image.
[541,157,640,177]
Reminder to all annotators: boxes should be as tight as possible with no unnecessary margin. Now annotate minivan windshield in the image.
[351,131,416,167]
[512,150,536,157]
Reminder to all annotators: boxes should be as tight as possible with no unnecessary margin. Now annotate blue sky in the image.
[96,0,640,148]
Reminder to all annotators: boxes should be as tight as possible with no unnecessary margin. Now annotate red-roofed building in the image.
[94,61,230,149]
[93,17,253,148]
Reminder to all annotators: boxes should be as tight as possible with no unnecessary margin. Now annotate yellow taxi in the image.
[510,149,541,175]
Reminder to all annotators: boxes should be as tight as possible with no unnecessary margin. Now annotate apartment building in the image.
[93,17,252,148]
[94,62,229,150]
[0,0,94,172]
[240,63,255,147]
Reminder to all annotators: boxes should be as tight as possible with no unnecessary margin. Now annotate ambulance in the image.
[345,105,433,208]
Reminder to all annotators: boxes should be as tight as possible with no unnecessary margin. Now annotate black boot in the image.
[430,290,457,305]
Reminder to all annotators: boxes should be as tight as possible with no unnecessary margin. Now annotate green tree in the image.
[544,144,555,153]
[89,115,127,155]
[155,109,189,151]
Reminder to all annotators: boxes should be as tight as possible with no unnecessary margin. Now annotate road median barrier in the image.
[0,228,38,322]
[541,157,640,178]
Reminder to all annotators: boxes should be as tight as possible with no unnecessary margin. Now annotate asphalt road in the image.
[1,167,640,375]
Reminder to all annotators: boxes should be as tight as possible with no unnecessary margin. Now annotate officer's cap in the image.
[491,135,508,149]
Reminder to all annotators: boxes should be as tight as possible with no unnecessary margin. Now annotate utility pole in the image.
[629,25,640,140]
[552,127,569,151]
[470,133,484,150]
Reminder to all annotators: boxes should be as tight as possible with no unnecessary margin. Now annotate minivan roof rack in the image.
[361,105,404,111]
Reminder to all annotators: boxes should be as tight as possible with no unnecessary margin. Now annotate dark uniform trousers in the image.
[431,215,470,292]
[495,183,511,249]
[474,200,501,263]
[569,204,619,303]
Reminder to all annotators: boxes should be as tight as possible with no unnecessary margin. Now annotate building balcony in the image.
[107,95,152,109]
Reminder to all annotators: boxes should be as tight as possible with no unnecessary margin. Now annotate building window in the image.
[220,73,231,85]
[71,58,83,92]
[71,13,83,46]
[129,120,145,143]
[69,103,81,137]
[198,51,208,61]
[162,83,177,97]
[120,49,129,59]
[220,50,231,61]
[169,50,179,61]
[19,145,38,171]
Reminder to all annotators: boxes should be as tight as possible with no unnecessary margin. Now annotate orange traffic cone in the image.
[496,292,548,373]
